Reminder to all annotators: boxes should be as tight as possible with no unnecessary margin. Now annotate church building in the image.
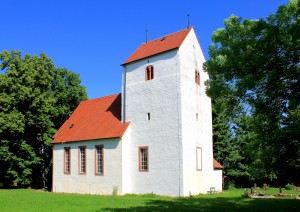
[51,27,223,196]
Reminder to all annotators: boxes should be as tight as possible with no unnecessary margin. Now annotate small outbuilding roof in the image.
[122,27,192,65]
[213,159,223,169]
[51,94,129,144]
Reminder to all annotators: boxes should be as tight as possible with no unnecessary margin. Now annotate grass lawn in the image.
[0,188,299,211]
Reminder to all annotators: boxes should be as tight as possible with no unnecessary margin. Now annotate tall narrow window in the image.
[95,145,104,175]
[79,146,86,174]
[195,69,200,85]
[145,65,154,81]
[64,147,71,174]
[139,146,149,172]
[196,147,202,171]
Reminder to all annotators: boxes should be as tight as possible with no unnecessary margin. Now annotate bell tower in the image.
[121,27,218,196]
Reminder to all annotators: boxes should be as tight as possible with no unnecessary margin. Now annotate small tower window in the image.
[146,65,154,81]
[195,69,200,85]
[147,113,151,120]
[196,147,202,171]
[139,146,149,172]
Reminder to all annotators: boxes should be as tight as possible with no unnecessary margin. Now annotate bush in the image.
[262,183,270,190]
[285,183,296,190]
[141,193,160,198]
[112,186,118,195]
[224,181,235,190]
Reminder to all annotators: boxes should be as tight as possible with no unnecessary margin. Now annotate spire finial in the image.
[146,30,148,43]
[187,14,190,28]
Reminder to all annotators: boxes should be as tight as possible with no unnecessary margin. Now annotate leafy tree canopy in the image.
[0,50,87,188]
[205,0,300,185]
[205,0,299,115]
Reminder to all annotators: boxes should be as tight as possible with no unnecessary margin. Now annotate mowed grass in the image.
[0,188,299,211]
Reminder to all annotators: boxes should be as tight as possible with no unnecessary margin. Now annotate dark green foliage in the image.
[285,183,296,190]
[205,0,300,186]
[212,100,251,186]
[0,50,87,188]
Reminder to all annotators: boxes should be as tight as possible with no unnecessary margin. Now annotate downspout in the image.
[52,145,54,192]
[175,57,182,197]
[121,65,127,123]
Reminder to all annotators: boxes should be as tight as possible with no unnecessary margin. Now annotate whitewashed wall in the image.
[178,28,216,195]
[122,28,222,196]
[52,138,123,195]
[123,50,183,196]
[121,125,131,194]
[213,170,223,192]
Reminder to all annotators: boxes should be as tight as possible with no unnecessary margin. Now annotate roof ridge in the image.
[123,27,193,65]
[83,93,120,102]
[142,27,193,45]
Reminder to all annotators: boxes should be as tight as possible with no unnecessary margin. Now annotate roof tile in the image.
[51,94,129,143]
[123,28,192,65]
[213,159,223,169]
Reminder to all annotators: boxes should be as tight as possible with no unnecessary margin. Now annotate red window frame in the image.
[95,145,104,176]
[78,146,86,174]
[139,146,149,172]
[195,69,200,85]
[196,147,202,171]
[145,65,154,81]
[64,147,71,174]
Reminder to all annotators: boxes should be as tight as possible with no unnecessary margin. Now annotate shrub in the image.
[254,186,260,193]
[224,181,235,190]
[285,183,296,190]
[141,193,160,198]
[262,183,270,190]
[112,186,118,195]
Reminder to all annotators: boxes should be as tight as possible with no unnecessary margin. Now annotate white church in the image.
[51,27,223,197]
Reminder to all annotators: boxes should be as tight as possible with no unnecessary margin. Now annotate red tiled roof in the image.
[213,159,223,169]
[122,27,192,65]
[51,94,129,144]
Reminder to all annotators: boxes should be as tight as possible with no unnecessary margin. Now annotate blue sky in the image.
[1,0,288,99]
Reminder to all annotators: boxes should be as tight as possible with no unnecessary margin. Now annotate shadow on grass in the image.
[100,196,300,212]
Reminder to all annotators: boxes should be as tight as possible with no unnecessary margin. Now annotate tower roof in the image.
[122,27,192,65]
[51,94,129,144]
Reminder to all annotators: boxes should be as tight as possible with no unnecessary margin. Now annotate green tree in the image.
[205,0,300,185]
[212,100,232,164]
[0,50,87,188]
[212,99,251,186]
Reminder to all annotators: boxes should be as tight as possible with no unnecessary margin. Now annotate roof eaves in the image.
[51,121,130,145]
[51,136,122,145]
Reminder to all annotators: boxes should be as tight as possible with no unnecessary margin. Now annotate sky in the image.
[1,0,289,99]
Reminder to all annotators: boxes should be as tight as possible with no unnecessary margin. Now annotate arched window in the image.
[145,65,154,81]
[195,69,200,85]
